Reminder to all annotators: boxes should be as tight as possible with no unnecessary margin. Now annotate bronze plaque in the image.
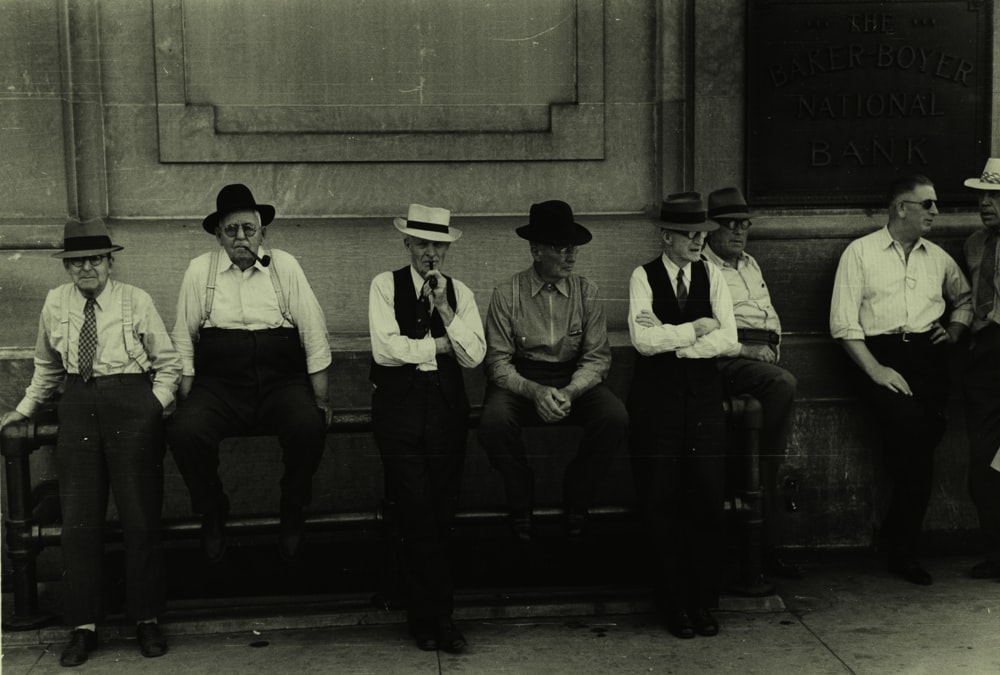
[747,0,992,207]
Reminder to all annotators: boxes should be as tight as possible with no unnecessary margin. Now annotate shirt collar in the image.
[702,243,745,269]
[528,266,570,297]
[74,279,113,309]
[409,265,427,297]
[218,245,270,273]
[879,225,927,253]
[660,252,691,279]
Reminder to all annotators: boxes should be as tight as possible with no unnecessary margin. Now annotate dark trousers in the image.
[477,381,628,516]
[372,372,467,620]
[56,375,166,625]
[629,374,726,612]
[167,377,326,515]
[718,357,797,555]
[864,335,950,560]
[963,324,1000,563]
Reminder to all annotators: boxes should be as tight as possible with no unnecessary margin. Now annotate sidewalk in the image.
[2,552,998,674]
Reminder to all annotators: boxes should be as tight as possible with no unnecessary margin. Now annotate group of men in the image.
[3,160,1000,663]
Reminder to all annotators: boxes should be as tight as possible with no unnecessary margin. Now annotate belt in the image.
[868,330,934,344]
[66,373,151,386]
[736,328,780,345]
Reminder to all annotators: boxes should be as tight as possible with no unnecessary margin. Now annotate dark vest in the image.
[369,267,467,408]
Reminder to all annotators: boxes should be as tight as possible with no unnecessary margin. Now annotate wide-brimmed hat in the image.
[657,192,717,232]
[708,187,751,220]
[515,200,592,245]
[202,184,276,234]
[393,204,462,242]
[964,158,1000,191]
[52,219,124,259]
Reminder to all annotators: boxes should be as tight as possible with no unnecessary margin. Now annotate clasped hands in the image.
[532,386,572,423]
[634,310,720,337]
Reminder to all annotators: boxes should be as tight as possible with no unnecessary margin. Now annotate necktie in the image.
[416,285,432,336]
[676,268,688,311]
[78,297,97,381]
[976,230,998,320]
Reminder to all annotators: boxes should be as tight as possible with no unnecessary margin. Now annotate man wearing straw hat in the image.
[478,200,628,544]
[961,158,1000,580]
[627,192,737,639]
[0,219,180,665]
[168,184,332,564]
[368,204,485,653]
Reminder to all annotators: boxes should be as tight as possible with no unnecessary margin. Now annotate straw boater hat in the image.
[657,191,718,232]
[394,204,462,242]
[52,219,124,259]
[964,158,1000,191]
[707,187,751,221]
[515,200,592,245]
[202,184,276,234]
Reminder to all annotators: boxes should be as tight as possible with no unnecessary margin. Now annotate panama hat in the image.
[393,204,462,242]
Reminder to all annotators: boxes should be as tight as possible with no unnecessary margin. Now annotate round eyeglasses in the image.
[220,223,258,238]
[66,255,107,268]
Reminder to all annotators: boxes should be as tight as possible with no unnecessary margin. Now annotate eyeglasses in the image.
[899,199,938,210]
[718,219,753,232]
[548,244,579,257]
[666,229,707,241]
[219,223,258,238]
[66,255,106,268]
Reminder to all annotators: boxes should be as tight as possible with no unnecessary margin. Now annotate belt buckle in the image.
[901,332,911,343]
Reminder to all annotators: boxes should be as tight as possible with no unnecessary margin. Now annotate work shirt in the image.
[830,226,972,340]
[484,267,610,398]
[963,227,1000,334]
[368,265,485,371]
[703,244,781,358]
[628,253,738,359]
[16,279,181,416]
[173,247,331,376]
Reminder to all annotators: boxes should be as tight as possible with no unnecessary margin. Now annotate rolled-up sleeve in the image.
[829,244,867,341]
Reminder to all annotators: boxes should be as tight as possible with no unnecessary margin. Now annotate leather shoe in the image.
[888,557,933,585]
[278,504,305,562]
[437,617,468,654]
[59,628,97,667]
[764,555,805,580]
[664,610,695,639]
[136,622,168,658]
[970,559,1000,579]
[201,499,229,564]
[409,618,438,651]
[689,607,719,637]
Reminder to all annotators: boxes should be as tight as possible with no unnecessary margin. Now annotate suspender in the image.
[57,282,145,371]
[203,248,291,326]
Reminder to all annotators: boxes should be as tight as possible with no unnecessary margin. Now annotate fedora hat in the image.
[657,191,717,232]
[52,219,124,259]
[708,187,751,220]
[964,158,1000,191]
[393,204,462,242]
[515,200,592,245]
[202,184,276,234]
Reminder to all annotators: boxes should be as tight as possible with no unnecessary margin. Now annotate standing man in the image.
[830,175,972,585]
[368,204,485,653]
[961,158,1000,579]
[0,220,180,665]
[628,192,737,639]
[478,200,628,542]
[702,187,801,579]
[169,184,332,563]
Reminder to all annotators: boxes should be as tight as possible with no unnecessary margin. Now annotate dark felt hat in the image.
[51,219,124,259]
[202,184,276,234]
[657,191,717,232]
[708,187,751,220]
[515,200,592,245]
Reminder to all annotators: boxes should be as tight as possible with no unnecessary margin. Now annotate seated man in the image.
[168,184,333,563]
[702,186,801,579]
[478,200,628,542]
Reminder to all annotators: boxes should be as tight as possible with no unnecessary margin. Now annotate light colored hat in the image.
[52,219,124,259]
[964,158,1000,191]
[393,204,462,242]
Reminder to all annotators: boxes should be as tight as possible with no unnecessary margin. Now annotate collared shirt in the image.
[368,265,485,371]
[173,247,331,376]
[16,279,181,417]
[484,267,611,398]
[830,226,972,340]
[963,226,1000,333]
[703,244,781,358]
[628,253,738,358]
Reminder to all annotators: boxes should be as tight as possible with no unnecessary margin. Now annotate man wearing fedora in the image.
[368,204,485,653]
[168,184,332,563]
[627,192,737,639]
[478,200,628,542]
[830,174,971,586]
[0,220,180,665]
[960,158,1000,580]
[702,186,802,579]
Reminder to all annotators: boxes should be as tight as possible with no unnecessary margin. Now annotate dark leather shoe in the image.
[59,629,97,667]
[970,559,1000,579]
[690,607,719,637]
[764,556,805,580]
[888,557,933,585]
[278,504,305,562]
[201,499,229,564]
[409,618,438,651]
[664,610,695,639]
[136,622,168,658]
[437,617,468,654]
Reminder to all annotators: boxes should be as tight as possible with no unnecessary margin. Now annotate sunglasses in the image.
[666,229,707,241]
[718,219,753,232]
[899,199,938,210]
